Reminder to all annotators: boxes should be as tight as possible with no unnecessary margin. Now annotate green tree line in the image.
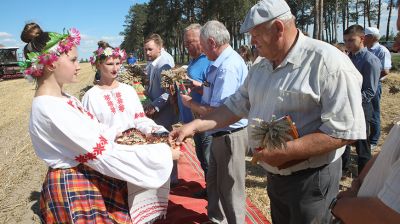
[120,0,397,64]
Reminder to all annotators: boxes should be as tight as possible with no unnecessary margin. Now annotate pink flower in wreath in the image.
[38,53,59,66]
[96,48,104,56]
[89,56,96,65]
[69,28,81,45]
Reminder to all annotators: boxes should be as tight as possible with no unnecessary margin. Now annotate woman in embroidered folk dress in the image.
[22,25,178,223]
[82,41,174,223]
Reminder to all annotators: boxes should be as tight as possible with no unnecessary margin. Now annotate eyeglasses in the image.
[184,40,199,45]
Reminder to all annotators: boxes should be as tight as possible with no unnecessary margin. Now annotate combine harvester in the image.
[0,46,24,81]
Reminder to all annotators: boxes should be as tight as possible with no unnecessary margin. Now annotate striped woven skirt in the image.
[39,164,132,224]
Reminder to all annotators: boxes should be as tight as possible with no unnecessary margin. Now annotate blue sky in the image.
[0,0,147,60]
[0,0,398,60]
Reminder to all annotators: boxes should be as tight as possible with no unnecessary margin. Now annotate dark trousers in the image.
[267,158,341,224]
[342,102,372,174]
[170,161,179,185]
[193,132,212,176]
[369,82,381,145]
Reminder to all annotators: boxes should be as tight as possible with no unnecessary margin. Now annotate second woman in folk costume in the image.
[82,41,176,223]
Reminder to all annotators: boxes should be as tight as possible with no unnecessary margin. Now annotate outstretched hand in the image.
[168,123,197,146]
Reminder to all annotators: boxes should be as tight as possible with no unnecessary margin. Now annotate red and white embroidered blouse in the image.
[82,83,167,134]
[29,94,172,189]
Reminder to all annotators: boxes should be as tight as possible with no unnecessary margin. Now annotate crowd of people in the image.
[19,0,400,223]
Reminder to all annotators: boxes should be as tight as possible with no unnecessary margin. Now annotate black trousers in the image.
[267,158,341,224]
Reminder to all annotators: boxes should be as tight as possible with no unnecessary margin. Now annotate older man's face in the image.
[184,29,202,58]
[363,35,376,48]
[200,37,217,61]
[249,22,278,60]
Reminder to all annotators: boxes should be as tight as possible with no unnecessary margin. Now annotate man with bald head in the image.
[170,0,366,223]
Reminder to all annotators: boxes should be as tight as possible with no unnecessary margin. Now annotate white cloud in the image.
[83,39,97,45]
[0,31,125,60]
[100,36,124,41]
[100,35,124,47]
[76,32,97,59]
[0,32,13,38]
[0,37,22,49]
[80,34,90,40]
[2,38,16,43]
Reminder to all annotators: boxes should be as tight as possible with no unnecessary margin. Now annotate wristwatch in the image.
[329,197,338,211]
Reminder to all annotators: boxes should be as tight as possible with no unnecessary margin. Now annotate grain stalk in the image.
[250,115,298,165]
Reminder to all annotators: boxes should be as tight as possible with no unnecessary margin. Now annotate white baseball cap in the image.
[365,27,381,39]
[240,0,291,33]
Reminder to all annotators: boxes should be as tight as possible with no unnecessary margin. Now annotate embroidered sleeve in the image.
[34,98,173,189]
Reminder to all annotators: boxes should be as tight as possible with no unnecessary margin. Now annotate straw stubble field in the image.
[0,63,399,223]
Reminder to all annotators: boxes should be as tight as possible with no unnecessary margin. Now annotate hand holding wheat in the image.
[250,115,298,165]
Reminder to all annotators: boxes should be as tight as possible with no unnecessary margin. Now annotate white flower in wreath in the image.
[118,49,126,58]
[104,47,113,56]
[48,44,59,55]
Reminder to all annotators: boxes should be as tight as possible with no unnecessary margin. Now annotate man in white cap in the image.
[170,0,366,223]
[364,26,392,150]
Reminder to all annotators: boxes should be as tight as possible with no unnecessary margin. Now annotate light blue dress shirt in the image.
[368,42,392,71]
[201,46,248,134]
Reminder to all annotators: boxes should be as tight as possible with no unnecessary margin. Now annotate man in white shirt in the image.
[161,48,175,68]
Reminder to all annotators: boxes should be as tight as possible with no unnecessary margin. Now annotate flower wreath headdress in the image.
[19,28,81,79]
[89,47,126,65]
